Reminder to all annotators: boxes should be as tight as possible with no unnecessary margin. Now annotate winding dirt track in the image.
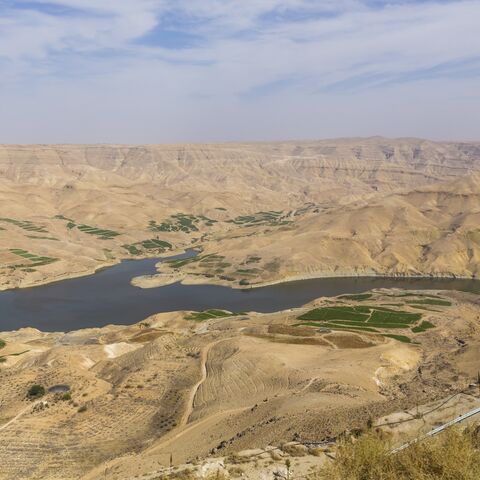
[0,400,40,433]
[180,337,232,427]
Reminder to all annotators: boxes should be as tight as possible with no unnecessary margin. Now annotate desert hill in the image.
[1,138,479,290]
[1,289,479,479]
[141,173,480,289]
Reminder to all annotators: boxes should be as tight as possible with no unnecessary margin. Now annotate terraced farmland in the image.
[0,217,48,233]
[122,239,173,255]
[185,309,247,321]
[56,217,120,239]
[9,249,58,267]
[149,213,217,233]
[227,210,292,227]
[296,302,441,342]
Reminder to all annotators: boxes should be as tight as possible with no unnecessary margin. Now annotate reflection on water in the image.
[1,249,479,332]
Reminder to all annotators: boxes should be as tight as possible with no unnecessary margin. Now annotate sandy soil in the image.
[1,289,480,479]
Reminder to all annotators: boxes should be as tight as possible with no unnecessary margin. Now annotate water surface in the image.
[1,251,479,332]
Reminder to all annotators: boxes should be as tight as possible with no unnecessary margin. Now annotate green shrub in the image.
[27,384,45,398]
[313,427,480,480]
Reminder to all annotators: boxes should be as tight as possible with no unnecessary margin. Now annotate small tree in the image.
[27,384,45,398]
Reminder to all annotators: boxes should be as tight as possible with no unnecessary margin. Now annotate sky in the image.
[0,0,479,143]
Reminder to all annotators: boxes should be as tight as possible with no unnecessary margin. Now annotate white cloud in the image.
[0,0,479,142]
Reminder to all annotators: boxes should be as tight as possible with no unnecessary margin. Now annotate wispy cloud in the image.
[0,0,479,142]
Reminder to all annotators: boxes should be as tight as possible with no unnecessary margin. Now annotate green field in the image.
[411,320,436,333]
[407,298,452,306]
[296,304,428,340]
[149,213,217,233]
[383,334,412,343]
[122,239,173,255]
[0,217,48,233]
[56,217,120,239]
[9,249,59,267]
[227,210,292,228]
[185,309,247,321]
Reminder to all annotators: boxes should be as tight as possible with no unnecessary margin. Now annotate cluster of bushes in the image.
[308,427,480,479]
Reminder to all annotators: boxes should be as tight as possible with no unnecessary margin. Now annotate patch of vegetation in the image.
[411,320,436,333]
[76,224,120,239]
[77,405,88,413]
[297,304,427,338]
[0,339,5,349]
[296,322,379,333]
[298,306,370,322]
[0,217,48,233]
[315,427,480,480]
[122,239,173,255]
[368,309,421,324]
[56,217,120,239]
[185,309,247,321]
[54,214,74,222]
[26,235,59,241]
[407,298,452,306]
[227,210,292,228]
[244,255,262,264]
[9,249,59,267]
[382,334,412,343]
[27,384,45,398]
[149,213,217,233]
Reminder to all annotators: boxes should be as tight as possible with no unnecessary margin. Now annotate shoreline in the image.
[2,258,478,293]
[0,249,194,293]
[132,268,479,291]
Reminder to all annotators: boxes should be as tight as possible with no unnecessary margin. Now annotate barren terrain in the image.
[1,289,480,479]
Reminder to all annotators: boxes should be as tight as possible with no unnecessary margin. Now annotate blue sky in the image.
[0,0,479,142]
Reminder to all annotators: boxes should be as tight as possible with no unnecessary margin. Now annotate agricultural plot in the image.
[122,239,173,255]
[227,210,292,227]
[149,213,217,233]
[166,253,231,274]
[55,217,120,239]
[9,249,58,267]
[0,217,48,233]
[296,303,440,342]
[407,298,452,306]
[185,309,247,321]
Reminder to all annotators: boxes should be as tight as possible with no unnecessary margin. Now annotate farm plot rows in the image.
[9,249,58,267]
[296,303,439,343]
[122,239,173,255]
[55,216,120,239]
[0,217,48,233]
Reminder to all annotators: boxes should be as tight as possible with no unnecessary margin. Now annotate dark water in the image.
[1,249,479,332]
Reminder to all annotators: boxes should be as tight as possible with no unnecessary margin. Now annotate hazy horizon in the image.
[1,0,479,143]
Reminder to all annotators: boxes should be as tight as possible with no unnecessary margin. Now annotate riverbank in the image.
[131,267,478,291]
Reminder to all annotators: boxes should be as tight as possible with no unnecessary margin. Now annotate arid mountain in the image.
[163,173,480,287]
[1,138,480,290]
